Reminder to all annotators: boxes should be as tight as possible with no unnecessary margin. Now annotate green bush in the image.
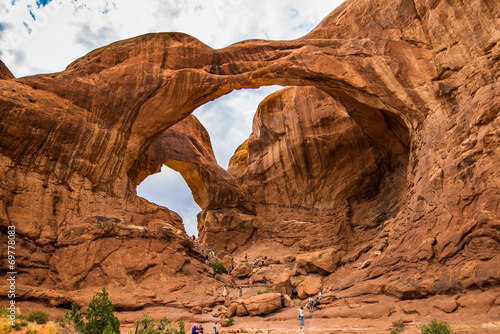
[390,331,399,334]
[65,301,85,331]
[212,260,225,274]
[178,320,185,334]
[26,310,50,324]
[256,287,273,295]
[393,321,405,329]
[420,319,451,334]
[103,322,119,334]
[86,287,120,334]
[133,314,185,334]
[65,288,120,334]
[226,317,234,327]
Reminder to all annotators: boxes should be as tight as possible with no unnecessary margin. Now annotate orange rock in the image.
[0,0,499,326]
[231,263,253,277]
[296,248,343,275]
[243,293,281,316]
[296,276,323,299]
[272,272,293,296]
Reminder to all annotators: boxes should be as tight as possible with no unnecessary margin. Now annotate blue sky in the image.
[0,0,343,236]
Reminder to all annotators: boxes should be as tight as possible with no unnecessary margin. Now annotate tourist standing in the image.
[191,324,198,334]
[298,307,304,326]
[280,294,286,308]
[213,322,219,334]
[239,286,243,297]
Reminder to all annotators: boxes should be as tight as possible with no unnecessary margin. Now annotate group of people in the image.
[298,290,323,328]
[190,323,204,333]
[251,256,267,267]
[192,323,242,334]
[308,295,320,311]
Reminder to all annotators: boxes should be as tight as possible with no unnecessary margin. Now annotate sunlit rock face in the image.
[198,85,406,252]
[0,0,499,317]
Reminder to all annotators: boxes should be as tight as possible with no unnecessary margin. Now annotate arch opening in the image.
[135,86,284,236]
[132,81,412,252]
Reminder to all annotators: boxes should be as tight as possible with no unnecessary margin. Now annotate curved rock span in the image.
[0,0,499,330]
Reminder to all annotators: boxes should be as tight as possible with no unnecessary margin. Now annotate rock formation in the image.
[0,0,499,331]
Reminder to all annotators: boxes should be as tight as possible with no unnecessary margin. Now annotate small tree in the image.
[420,319,452,334]
[212,260,225,274]
[103,322,118,334]
[66,301,85,331]
[85,287,120,334]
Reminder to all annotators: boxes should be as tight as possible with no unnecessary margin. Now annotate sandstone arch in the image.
[0,0,498,313]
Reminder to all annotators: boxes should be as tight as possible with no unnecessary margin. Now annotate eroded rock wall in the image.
[0,0,498,314]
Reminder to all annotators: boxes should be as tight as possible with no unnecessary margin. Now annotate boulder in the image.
[236,304,249,317]
[272,272,293,296]
[232,263,253,277]
[227,303,239,317]
[296,276,323,299]
[222,255,234,272]
[243,293,281,316]
[296,248,342,275]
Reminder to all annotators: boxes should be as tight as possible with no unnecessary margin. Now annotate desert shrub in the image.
[393,321,405,329]
[226,317,234,327]
[256,287,273,295]
[65,301,85,331]
[391,320,405,333]
[103,322,119,334]
[0,306,8,316]
[85,287,120,334]
[420,319,451,334]
[26,310,49,324]
[65,288,120,334]
[178,320,185,334]
[212,260,225,274]
[133,314,185,334]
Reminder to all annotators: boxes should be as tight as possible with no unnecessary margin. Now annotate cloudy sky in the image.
[0,0,343,236]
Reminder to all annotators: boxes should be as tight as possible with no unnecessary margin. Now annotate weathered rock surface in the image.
[296,276,323,299]
[0,0,499,330]
[231,263,253,278]
[296,248,343,275]
[231,293,282,316]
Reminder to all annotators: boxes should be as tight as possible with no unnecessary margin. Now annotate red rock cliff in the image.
[0,0,498,319]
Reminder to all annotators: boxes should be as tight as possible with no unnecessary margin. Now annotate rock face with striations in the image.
[0,0,499,323]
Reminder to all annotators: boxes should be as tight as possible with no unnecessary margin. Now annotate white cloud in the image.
[193,86,283,168]
[0,0,343,235]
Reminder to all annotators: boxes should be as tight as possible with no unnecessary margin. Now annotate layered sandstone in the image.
[0,0,499,331]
